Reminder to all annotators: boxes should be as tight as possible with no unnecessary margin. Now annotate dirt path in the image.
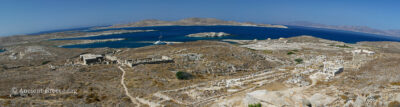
[118,66,141,106]
[119,66,161,107]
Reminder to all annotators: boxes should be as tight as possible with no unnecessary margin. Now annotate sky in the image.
[0,0,399,36]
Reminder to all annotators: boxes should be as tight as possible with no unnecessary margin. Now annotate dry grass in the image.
[258,82,288,91]
[389,101,400,107]
[263,50,273,54]
[390,82,400,86]
[340,95,349,101]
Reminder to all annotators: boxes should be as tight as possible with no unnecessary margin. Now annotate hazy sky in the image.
[0,0,399,36]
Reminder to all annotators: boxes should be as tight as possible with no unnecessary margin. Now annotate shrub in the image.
[287,51,295,55]
[336,44,352,48]
[41,61,51,65]
[85,93,100,104]
[248,103,261,107]
[176,71,193,80]
[295,58,303,64]
[79,68,89,72]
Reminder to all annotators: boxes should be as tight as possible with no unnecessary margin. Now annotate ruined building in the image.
[124,56,173,67]
[322,60,344,77]
[79,54,104,65]
[79,54,119,65]
[105,55,118,64]
[352,49,375,56]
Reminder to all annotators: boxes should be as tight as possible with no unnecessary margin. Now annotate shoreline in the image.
[57,38,125,47]
[55,29,155,40]
[135,41,184,44]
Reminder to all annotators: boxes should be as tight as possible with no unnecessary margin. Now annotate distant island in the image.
[285,21,400,37]
[0,29,154,46]
[95,18,288,29]
[186,32,231,37]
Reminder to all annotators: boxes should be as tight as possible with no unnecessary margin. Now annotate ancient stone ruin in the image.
[322,60,344,77]
[124,56,173,67]
[79,54,118,65]
[79,54,104,65]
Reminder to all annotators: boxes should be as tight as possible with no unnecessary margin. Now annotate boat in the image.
[154,40,167,45]
[154,34,167,45]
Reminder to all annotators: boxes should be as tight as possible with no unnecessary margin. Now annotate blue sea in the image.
[58,25,400,48]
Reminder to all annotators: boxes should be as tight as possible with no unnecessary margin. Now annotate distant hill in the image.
[95,18,288,29]
[285,21,400,37]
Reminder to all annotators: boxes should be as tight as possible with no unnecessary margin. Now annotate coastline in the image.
[135,41,183,44]
[97,24,288,30]
[57,38,125,47]
[56,29,155,40]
